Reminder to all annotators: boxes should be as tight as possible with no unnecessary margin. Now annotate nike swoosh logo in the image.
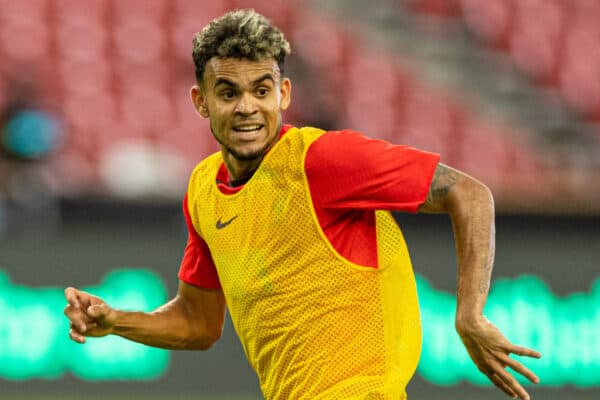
[216,215,239,229]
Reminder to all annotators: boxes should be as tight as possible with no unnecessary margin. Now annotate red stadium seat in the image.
[460,0,515,50]
[172,0,231,61]
[173,0,230,25]
[63,92,117,134]
[55,18,107,64]
[120,87,175,134]
[55,146,101,194]
[113,0,168,23]
[290,10,348,88]
[343,47,402,142]
[162,122,220,167]
[59,59,111,96]
[398,83,457,157]
[113,61,170,93]
[0,21,50,62]
[230,0,292,26]
[173,83,201,125]
[508,0,567,85]
[408,0,462,17]
[172,16,214,61]
[559,20,600,118]
[113,19,166,64]
[55,0,107,19]
[454,113,546,193]
[0,0,48,22]
[573,0,600,20]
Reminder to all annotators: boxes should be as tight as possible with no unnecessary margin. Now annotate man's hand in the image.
[64,287,117,343]
[457,316,541,400]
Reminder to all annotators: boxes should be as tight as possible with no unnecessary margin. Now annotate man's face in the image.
[192,57,291,162]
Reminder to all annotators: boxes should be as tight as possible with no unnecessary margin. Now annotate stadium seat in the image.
[408,0,462,17]
[58,59,111,96]
[120,87,175,134]
[113,0,168,23]
[55,145,101,195]
[173,0,229,25]
[573,0,600,20]
[460,0,515,50]
[0,21,50,63]
[55,18,107,64]
[0,0,48,21]
[343,47,401,142]
[400,88,456,157]
[55,0,107,19]
[63,92,117,135]
[173,0,231,60]
[459,113,549,198]
[559,20,600,118]
[113,19,166,64]
[508,0,567,85]
[113,60,170,93]
[290,10,348,88]
[171,16,212,61]
[230,0,291,26]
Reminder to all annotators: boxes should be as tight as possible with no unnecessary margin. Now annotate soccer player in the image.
[64,9,541,400]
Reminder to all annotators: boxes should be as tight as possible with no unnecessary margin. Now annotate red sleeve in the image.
[178,193,222,289]
[305,130,440,213]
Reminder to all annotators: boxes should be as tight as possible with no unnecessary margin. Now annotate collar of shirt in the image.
[216,124,294,194]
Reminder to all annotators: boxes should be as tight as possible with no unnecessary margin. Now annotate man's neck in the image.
[222,154,264,183]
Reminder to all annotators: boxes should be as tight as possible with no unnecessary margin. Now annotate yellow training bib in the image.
[187,126,422,399]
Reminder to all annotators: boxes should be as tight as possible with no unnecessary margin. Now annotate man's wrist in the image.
[455,312,486,333]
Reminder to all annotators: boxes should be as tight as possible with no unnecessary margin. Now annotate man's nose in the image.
[234,92,257,114]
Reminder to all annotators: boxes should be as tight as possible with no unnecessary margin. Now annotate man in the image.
[64,9,541,400]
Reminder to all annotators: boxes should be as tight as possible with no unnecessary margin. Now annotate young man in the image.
[64,9,541,400]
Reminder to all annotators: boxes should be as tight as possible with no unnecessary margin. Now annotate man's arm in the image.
[418,162,541,400]
[64,280,226,350]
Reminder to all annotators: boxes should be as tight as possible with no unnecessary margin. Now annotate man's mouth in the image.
[233,124,264,133]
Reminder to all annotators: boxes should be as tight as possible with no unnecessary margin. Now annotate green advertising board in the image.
[0,269,169,380]
[1,269,598,387]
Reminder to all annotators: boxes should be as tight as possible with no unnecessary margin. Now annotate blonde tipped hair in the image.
[192,9,291,82]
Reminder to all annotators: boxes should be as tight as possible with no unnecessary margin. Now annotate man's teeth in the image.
[235,125,261,132]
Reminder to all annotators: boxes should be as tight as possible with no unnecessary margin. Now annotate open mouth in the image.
[232,124,264,133]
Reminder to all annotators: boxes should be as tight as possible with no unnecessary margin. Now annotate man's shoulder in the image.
[188,151,222,185]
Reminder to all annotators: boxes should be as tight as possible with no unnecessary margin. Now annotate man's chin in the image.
[227,145,266,161]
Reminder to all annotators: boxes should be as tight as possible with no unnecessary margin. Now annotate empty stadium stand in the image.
[0,0,597,211]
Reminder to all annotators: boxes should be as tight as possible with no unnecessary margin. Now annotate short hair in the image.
[192,9,291,83]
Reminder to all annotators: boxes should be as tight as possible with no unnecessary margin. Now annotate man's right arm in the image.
[64,280,227,350]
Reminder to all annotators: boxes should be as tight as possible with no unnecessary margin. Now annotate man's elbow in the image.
[450,177,494,214]
[190,325,223,350]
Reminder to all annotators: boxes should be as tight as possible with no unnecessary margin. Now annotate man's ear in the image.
[190,85,209,118]
[279,78,292,111]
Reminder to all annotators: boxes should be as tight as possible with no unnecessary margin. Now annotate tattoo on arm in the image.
[421,163,458,212]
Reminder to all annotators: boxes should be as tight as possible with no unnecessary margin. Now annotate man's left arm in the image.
[418,162,541,400]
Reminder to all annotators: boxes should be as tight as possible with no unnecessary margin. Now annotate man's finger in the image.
[496,367,530,400]
[501,354,540,384]
[64,287,81,308]
[508,345,541,359]
[64,305,88,330]
[87,304,106,318]
[69,327,86,344]
[488,372,517,398]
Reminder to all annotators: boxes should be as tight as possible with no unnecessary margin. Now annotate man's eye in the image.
[221,91,235,99]
[257,88,269,96]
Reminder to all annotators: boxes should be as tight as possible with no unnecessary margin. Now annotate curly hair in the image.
[192,9,291,83]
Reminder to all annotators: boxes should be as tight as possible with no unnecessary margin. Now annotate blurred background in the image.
[0,0,598,399]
